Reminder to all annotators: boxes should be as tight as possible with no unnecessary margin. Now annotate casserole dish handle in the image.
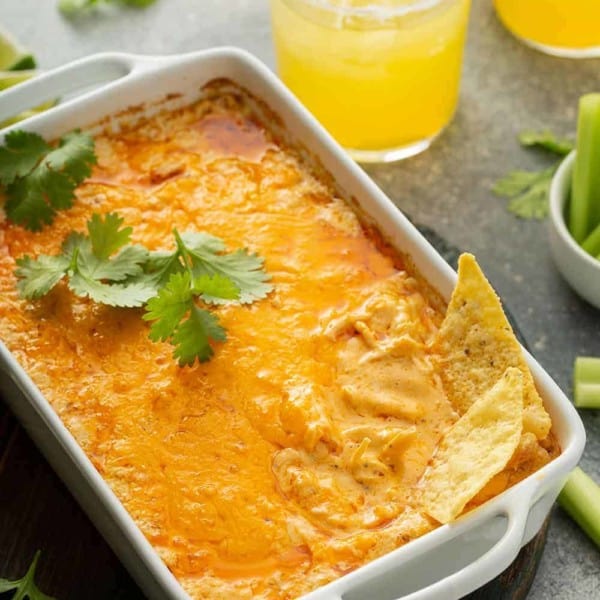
[0,52,164,125]
[315,482,537,600]
[393,488,534,600]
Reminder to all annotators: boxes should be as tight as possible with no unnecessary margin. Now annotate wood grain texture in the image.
[465,518,550,600]
[0,398,143,600]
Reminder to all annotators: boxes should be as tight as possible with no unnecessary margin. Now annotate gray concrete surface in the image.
[1,0,599,598]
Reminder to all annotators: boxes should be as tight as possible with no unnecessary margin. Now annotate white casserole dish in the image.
[0,48,586,600]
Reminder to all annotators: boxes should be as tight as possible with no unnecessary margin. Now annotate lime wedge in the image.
[0,29,49,128]
[0,69,57,129]
[0,104,56,129]
[0,25,36,71]
[0,69,36,91]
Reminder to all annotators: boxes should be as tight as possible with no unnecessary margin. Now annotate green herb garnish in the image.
[141,229,271,364]
[0,130,96,231]
[15,212,273,366]
[493,166,558,220]
[144,271,237,365]
[16,212,154,307]
[143,230,272,304]
[0,551,55,600]
[493,130,574,220]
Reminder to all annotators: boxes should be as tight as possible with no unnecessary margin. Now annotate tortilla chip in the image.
[420,368,524,524]
[433,253,551,440]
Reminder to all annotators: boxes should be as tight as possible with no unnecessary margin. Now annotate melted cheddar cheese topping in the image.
[0,85,556,599]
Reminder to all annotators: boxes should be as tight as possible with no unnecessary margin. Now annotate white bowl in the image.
[549,151,600,309]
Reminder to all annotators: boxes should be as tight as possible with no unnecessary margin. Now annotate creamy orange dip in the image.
[0,84,557,599]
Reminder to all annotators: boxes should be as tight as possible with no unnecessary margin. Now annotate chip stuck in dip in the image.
[0,82,559,600]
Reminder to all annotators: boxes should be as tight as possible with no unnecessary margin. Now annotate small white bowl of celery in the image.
[549,93,600,309]
[549,95,600,551]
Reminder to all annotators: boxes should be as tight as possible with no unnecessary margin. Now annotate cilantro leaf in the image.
[44,131,95,185]
[76,241,148,282]
[143,272,235,364]
[179,231,272,303]
[140,251,185,289]
[492,166,556,199]
[140,229,271,364]
[0,131,50,186]
[492,166,556,220]
[69,272,155,307]
[2,130,96,231]
[15,212,153,306]
[492,127,571,221]
[15,254,70,299]
[507,178,553,219]
[142,230,272,304]
[172,304,226,365]
[143,272,193,342]
[0,550,56,600]
[66,215,153,307]
[4,175,57,230]
[193,273,240,304]
[87,212,132,259]
[518,130,574,156]
[61,231,86,255]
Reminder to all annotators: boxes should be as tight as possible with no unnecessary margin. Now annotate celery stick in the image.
[581,221,600,257]
[574,356,600,408]
[575,383,600,409]
[558,467,600,549]
[569,94,600,243]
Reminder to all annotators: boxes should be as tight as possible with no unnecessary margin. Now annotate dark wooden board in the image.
[0,405,143,599]
[0,226,548,599]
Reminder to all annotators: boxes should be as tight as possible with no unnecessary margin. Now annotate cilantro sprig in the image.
[16,212,154,307]
[140,228,271,364]
[0,551,55,600]
[492,129,574,220]
[0,130,96,231]
[492,165,558,220]
[144,272,237,365]
[144,230,272,304]
[15,212,273,366]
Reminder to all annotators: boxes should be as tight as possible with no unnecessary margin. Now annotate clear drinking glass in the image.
[269,0,472,163]
[494,0,600,58]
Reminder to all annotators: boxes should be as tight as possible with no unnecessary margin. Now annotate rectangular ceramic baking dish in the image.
[0,48,586,600]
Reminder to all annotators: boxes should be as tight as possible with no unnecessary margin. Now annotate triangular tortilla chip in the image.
[420,368,524,523]
[433,253,551,440]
